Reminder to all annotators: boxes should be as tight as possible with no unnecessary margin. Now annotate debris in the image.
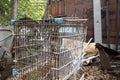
[95,43,120,56]
[97,45,111,70]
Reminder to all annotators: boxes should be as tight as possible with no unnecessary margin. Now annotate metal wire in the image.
[13,18,87,80]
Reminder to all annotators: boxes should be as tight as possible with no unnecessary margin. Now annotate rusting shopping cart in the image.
[12,18,88,80]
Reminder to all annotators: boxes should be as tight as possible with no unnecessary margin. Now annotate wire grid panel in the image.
[13,19,87,80]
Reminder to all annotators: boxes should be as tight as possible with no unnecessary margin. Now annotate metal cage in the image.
[13,18,87,80]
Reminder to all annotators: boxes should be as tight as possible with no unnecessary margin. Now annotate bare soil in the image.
[6,60,120,80]
[69,62,120,80]
[83,66,119,80]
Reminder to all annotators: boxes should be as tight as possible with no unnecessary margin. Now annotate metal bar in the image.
[51,54,81,70]
[54,46,82,54]
[106,0,111,48]
[51,33,85,38]
[116,0,120,50]
[93,0,102,43]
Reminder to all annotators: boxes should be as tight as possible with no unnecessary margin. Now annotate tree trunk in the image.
[11,0,18,20]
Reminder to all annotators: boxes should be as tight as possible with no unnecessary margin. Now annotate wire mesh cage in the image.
[13,18,87,80]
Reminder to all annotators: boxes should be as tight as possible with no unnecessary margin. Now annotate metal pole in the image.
[106,0,111,48]
[116,0,120,50]
[93,0,102,44]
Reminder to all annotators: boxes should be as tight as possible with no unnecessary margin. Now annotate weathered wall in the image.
[105,0,117,44]
[46,0,118,44]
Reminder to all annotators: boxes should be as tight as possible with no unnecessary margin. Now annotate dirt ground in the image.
[6,60,120,80]
[82,66,119,80]
[6,66,120,80]
[68,67,120,80]
[69,63,120,80]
